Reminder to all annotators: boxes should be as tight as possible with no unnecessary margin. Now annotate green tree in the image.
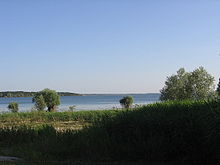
[120,96,133,109]
[33,94,46,111]
[8,102,19,113]
[217,78,220,97]
[160,67,215,101]
[33,89,60,112]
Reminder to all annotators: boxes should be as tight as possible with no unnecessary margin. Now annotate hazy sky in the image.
[0,0,219,93]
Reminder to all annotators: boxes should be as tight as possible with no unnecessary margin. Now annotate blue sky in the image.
[0,0,219,93]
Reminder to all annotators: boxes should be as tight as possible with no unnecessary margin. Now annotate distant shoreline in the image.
[0,91,160,98]
[84,93,159,95]
[0,92,160,98]
[0,91,82,98]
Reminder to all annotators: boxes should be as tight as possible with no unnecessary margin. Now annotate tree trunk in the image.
[48,106,55,112]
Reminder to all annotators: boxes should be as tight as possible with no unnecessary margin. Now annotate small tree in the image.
[33,89,60,112]
[8,102,19,113]
[120,96,133,109]
[33,94,46,111]
[217,78,220,97]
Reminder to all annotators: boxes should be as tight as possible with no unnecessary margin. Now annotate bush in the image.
[90,100,220,164]
[8,102,19,113]
[119,96,133,109]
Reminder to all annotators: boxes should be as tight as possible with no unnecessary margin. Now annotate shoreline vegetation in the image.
[1,68,219,165]
[0,91,82,98]
[0,100,219,165]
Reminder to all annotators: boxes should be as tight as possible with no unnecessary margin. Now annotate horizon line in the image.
[0,90,160,95]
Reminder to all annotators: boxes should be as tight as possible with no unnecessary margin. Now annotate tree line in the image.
[0,91,81,98]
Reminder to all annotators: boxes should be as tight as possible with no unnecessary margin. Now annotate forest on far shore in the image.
[0,91,82,98]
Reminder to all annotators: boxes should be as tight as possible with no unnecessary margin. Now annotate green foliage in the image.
[0,91,35,98]
[0,100,219,164]
[119,96,133,109]
[217,78,220,97]
[0,91,81,98]
[33,94,46,111]
[160,67,215,101]
[8,102,19,113]
[0,109,120,125]
[33,89,60,112]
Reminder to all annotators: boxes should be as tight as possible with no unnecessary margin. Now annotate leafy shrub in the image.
[119,96,133,109]
[8,102,19,113]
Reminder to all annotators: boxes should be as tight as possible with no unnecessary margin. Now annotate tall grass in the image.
[0,110,120,127]
[0,100,219,164]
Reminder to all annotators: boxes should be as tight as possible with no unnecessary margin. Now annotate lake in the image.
[0,93,160,112]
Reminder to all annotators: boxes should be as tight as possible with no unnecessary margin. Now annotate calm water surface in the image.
[0,94,160,112]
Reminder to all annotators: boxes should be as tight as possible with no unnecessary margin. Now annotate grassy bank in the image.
[0,100,219,164]
[0,110,120,130]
